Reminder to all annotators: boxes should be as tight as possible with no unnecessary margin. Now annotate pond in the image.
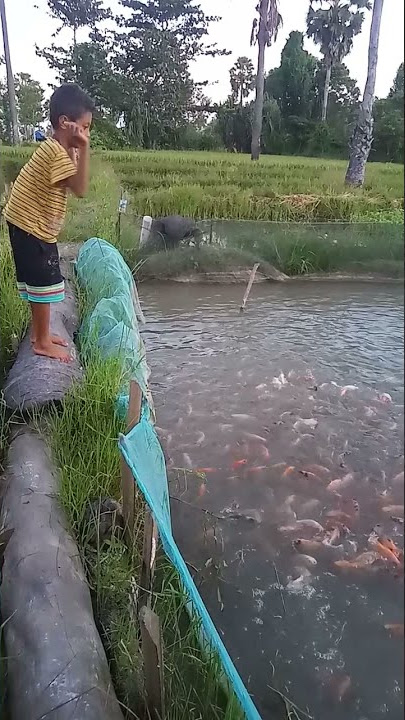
[140,280,404,720]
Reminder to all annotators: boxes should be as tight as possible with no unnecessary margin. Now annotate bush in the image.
[91,117,128,151]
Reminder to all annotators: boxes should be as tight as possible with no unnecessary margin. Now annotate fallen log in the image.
[2,277,83,412]
[1,428,124,720]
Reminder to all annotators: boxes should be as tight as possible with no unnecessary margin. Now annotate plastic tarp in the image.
[119,419,261,720]
[75,238,153,418]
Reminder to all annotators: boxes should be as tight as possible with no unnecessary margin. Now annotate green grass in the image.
[2,145,404,222]
[1,148,137,251]
[136,221,404,279]
[62,158,139,251]
[217,219,404,276]
[0,232,29,377]
[135,245,265,279]
[103,149,404,221]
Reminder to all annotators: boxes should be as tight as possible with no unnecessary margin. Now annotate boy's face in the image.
[59,111,92,148]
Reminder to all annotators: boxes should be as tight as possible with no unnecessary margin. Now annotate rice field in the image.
[103,150,404,222]
[2,146,404,222]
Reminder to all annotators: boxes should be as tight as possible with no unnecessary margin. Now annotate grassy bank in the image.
[137,221,404,279]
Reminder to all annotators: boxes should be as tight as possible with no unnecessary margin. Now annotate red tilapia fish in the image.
[231,459,248,470]
[334,551,380,571]
[282,465,296,478]
[368,536,403,567]
[327,473,354,493]
[246,465,269,474]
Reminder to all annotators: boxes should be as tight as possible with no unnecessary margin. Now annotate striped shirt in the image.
[4,138,77,243]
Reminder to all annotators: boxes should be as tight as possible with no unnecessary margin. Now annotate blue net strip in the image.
[119,418,262,720]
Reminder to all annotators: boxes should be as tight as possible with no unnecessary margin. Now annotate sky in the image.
[2,0,404,102]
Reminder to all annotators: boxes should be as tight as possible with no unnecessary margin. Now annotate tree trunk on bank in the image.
[345,0,385,186]
[0,0,19,144]
[251,1,268,161]
[321,62,332,122]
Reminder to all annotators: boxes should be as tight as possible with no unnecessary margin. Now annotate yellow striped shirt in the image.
[4,138,77,243]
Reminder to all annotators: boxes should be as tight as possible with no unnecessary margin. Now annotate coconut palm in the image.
[250,0,282,161]
[307,0,371,122]
[345,0,385,185]
[230,57,256,107]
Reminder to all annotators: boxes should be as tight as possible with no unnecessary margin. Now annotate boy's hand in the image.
[66,122,89,149]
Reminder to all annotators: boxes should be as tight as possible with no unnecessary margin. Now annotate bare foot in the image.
[31,334,68,347]
[33,341,71,362]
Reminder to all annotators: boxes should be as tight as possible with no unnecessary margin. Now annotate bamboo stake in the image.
[139,509,158,609]
[139,606,165,720]
[120,380,142,540]
[239,263,260,312]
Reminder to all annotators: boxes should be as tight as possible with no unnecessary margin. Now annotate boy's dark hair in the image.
[49,84,95,129]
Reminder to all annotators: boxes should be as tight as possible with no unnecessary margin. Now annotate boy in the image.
[4,84,94,362]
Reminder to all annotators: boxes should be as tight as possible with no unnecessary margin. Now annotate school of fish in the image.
[155,366,404,709]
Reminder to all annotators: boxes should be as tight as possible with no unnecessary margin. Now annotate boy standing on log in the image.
[4,84,94,362]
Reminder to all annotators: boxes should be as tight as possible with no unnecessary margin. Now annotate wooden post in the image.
[139,606,165,720]
[120,380,142,540]
[240,263,260,313]
[139,510,158,609]
[127,379,142,432]
[116,188,122,245]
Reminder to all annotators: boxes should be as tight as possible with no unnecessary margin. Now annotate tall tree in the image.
[266,31,318,120]
[43,0,110,46]
[0,0,18,143]
[230,56,255,107]
[115,0,228,148]
[36,0,111,81]
[389,62,404,103]
[15,73,44,140]
[250,0,282,161]
[307,0,370,122]
[317,62,360,123]
[345,0,385,185]
[372,98,404,163]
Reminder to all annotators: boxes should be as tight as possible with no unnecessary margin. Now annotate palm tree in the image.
[250,0,282,161]
[307,0,371,122]
[230,57,256,107]
[345,0,385,185]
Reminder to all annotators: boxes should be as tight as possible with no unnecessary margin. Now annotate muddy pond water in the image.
[140,281,404,720]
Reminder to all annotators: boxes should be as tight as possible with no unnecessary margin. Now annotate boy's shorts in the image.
[7,222,65,304]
